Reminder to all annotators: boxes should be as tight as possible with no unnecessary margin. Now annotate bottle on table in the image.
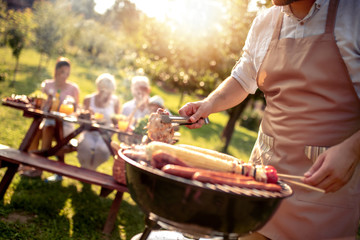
[51,90,61,112]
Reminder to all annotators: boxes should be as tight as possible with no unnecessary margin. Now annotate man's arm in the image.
[179,76,248,129]
[207,76,249,113]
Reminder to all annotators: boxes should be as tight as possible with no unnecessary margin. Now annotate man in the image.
[179,0,360,239]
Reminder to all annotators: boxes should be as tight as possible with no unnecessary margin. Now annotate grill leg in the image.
[139,215,158,240]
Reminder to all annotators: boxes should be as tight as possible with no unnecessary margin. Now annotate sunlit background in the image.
[95,0,259,15]
[95,0,227,36]
[1,0,263,102]
[95,0,258,35]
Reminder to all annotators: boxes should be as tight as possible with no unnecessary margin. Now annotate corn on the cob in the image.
[177,144,243,164]
[146,141,235,172]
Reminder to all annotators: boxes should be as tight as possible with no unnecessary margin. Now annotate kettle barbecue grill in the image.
[118,149,293,240]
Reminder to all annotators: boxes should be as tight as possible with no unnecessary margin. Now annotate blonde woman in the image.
[77,73,120,170]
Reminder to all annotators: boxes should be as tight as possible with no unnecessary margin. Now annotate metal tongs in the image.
[160,115,210,125]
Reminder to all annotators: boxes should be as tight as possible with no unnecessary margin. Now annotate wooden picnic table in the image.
[1,99,139,155]
[0,98,138,234]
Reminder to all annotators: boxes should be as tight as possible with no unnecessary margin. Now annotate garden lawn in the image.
[0,47,258,239]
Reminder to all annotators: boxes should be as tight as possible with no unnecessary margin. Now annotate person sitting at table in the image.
[21,56,80,181]
[121,75,151,130]
[149,95,172,114]
[149,95,164,113]
[77,73,120,171]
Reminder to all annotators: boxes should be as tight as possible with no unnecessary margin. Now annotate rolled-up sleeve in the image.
[231,17,260,95]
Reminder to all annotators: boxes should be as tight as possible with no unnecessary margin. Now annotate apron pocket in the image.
[298,146,360,209]
[304,145,329,163]
[249,130,274,165]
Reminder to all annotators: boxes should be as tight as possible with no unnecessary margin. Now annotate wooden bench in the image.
[0,144,128,234]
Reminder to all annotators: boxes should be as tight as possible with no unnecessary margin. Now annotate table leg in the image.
[0,162,19,200]
[19,117,43,151]
[102,191,124,234]
[100,187,114,197]
[39,124,85,157]
[53,118,65,162]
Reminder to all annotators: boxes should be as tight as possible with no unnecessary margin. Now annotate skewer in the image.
[277,173,304,180]
[281,179,325,193]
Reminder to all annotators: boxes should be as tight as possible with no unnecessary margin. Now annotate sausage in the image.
[123,149,147,161]
[161,164,254,181]
[152,151,189,169]
[161,164,197,179]
[196,170,254,182]
[160,164,282,192]
[192,172,282,192]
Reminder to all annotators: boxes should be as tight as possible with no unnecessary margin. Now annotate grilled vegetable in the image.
[264,165,278,183]
[235,163,278,183]
[146,141,235,172]
[147,141,279,184]
[177,144,243,164]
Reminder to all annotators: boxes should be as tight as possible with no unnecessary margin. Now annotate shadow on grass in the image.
[0,177,144,240]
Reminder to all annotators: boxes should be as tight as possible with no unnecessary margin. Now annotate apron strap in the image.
[325,0,340,34]
[271,11,283,42]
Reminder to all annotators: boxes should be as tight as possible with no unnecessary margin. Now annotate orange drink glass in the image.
[94,112,104,120]
[118,120,129,131]
[59,103,74,115]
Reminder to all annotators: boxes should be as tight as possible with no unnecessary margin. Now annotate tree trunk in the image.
[221,97,250,153]
[221,89,264,153]
[178,90,185,110]
[10,57,19,87]
[37,53,44,72]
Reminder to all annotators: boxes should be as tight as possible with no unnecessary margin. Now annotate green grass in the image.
[0,47,257,239]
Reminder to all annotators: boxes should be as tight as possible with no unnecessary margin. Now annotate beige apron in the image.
[250,0,360,239]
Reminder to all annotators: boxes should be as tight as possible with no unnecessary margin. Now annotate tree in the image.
[77,19,117,65]
[69,0,96,19]
[0,1,7,46]
[219,0,258,152]
[6,8,33,85]
[221,89,264,152]
[32,0,76,69]
[102,0,140,34]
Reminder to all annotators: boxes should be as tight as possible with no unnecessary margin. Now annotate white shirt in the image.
[121,99,150,121]
[89,94,116,125]
[231,0,360,98]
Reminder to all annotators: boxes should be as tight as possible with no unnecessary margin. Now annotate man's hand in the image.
[303,133,360,193]
[178,100,212,129]
[178,76,249,129]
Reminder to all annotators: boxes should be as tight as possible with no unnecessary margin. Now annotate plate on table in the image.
[50,111,66,117]
[2,98,33,109]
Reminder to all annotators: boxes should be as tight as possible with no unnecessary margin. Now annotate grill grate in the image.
[143,162,292,199]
